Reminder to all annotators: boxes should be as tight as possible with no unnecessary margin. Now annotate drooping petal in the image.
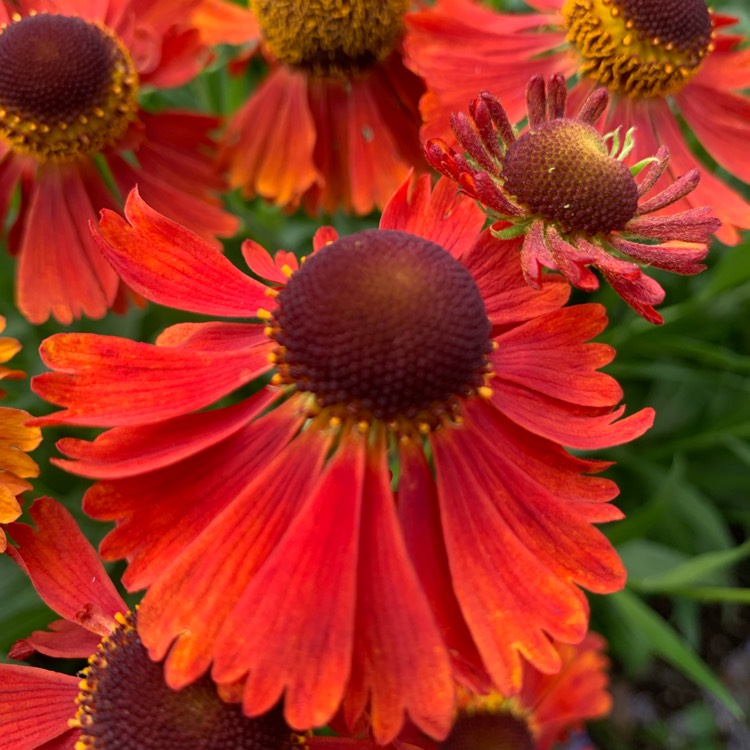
[222,66,320,206]
[87,397,308,592]
[16,164,118,324]
[5,497,124,635]
[210,433,365,732]
[96,188,267,316]
[346,431,454,743]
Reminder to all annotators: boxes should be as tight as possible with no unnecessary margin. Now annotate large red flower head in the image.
[33,174,653,743]
[193,0,425,215]
[0,0,239,324]
[404,0,750,245]
[0,316,41,552]
[1,497,397,750]
[426,74,720,324]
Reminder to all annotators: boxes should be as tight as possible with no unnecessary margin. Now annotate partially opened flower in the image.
[0,316,41,552]
[427,75,720,324]
[405,0,750,245]
[412,633,610,750]
[0,0,238,324]
[1,497,403,750]
[195,0,425,215]
[32,174,653,742]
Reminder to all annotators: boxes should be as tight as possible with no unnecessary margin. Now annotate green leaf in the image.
[608,589,744,719]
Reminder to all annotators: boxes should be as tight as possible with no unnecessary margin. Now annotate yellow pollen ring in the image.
[562,0,714,98]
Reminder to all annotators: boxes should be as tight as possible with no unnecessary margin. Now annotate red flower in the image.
[0,0,238,324]
[412,633,611,750]
[0,497,404,750]
[0,316,41,551]
[426,75,720,324]
[194,0,425,215]
[32,174,653,742]
[404,0,750,245]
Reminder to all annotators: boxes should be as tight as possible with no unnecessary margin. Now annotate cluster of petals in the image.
[426,75,720,324]
[0,497,407,750]
[0,0,238,324]
[31,173,653,742]
[0,316,40,551]
[404,0,750,245]
[192,0,425,215]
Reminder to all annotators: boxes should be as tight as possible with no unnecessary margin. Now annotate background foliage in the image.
[1,2,749,748]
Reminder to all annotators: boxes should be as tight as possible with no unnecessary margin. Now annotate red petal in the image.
[96,188,267,316]
[346,434,454,743]
[222,66,320,206]
[210,433,365,731]
[33,333,271,427]
[0,665,78,750]
[136,410,329,687]
[495,304,623,407]
[6,498,123,634]
[54,389,275,479]
[17,164,118,324]
[88,397,308,591]
[461,229,570,328]
[380,174,485,259]
[9,618,101,660]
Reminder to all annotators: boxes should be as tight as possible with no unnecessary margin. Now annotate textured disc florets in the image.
[250,0,408,77]
[502,119,639,235]
[270,229,492,426]
[562,0,713,98]
[442,713,535,750]
[0,13,138,161]
[73,612,299,750]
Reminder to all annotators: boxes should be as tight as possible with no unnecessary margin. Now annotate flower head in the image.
[1,497,391,750]
[196,0,425,214]
[0,0,238,324]
[0,316,41,552]
[404,0,750,245]
[427,74,720,324]
[32,174,653,743]
[416,634,611,750]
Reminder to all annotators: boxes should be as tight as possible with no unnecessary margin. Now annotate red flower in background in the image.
[32,173,652,741]
[0,0,238,324]
[426,75,720,323]
[405,0,750,245]
[409,633,611,750]
[0,497,406,750]
[194,0,425,215]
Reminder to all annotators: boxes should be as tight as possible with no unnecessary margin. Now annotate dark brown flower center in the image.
[441,712,535,750]
[502,119,639,235]
[268,230,492,432]
[562,0,714,98]
[73,611,301,750]
[250,0,408,77]
[0,13,138,161]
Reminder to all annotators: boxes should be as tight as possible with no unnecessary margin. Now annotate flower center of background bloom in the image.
[72,611,301,750]
[0,13,138,162]
[562,0,714,98]
[250,0,409,77]
[502,119,639,235]
[268,229,492,432]
[441,712,534,750]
